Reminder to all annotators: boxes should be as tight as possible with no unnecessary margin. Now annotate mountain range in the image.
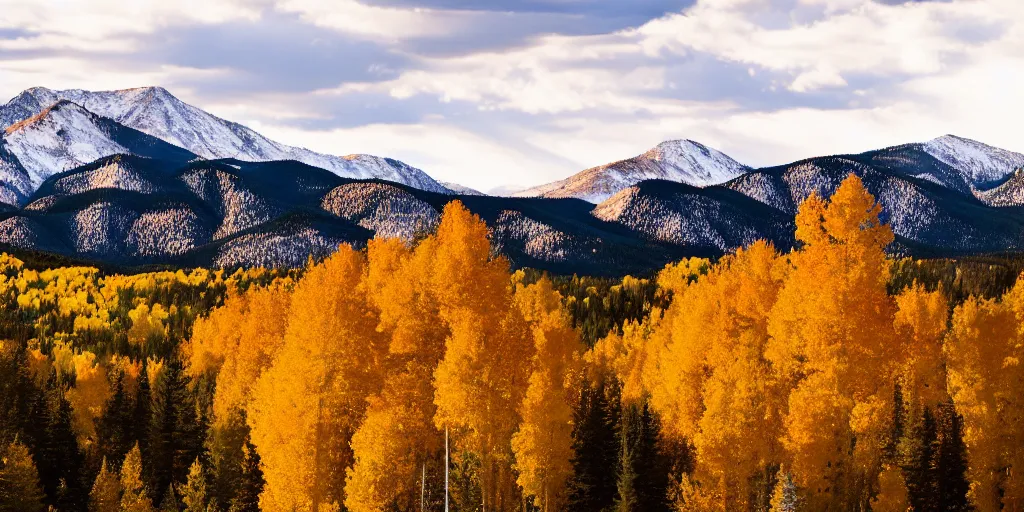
[1,86,1023,275]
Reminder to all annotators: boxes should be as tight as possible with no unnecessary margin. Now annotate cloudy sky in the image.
[0,0,1020,192]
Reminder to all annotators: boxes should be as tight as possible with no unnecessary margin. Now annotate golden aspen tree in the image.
[345,363,439,512]
[67,351,112,446]
[766,175,898,508]
[511,278,584,511]
[642,241,786,510]
[893,284,950,412]
[248,246,388,512]
[120,443,155,512]
[945,293,1020,512]
[872,465,910,512]
[999,280,1024,509]
[431,201,535,511]
[0,440,46,512]
[345,238,448,512]
[586,318,657,404]
[179,458,211,512]
[89,457,121,512]
[187,284,291,424]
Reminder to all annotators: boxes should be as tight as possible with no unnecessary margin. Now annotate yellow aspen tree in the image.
[66,351,112,446]
[0,440,46,512]
[248,246,388,512]
[585,317,658,403]
[431,201,535,510]
[120,443,155,512]
[641,241,786,510]
[766,175,898,508]
[511,278,584,511]
[89,457,122,512]
[187,284,291,424]
[345,363,439,512]
[871,465,910,512]
[999,280,1024,508]
[345,238,448,512]
[945,294,1019,512]
[893,283,950,413]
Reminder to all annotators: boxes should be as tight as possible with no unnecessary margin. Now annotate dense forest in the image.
[1,175,1023,511]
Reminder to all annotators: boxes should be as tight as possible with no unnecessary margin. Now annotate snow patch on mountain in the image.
[440,181,484,196]
[0,87,450,194]
[516,140,749,203]
[923,135,1024,188]
[3,101,130,192]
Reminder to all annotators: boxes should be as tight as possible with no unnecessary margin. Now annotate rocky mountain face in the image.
[0,155,693,274]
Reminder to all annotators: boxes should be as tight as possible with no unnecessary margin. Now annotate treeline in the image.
[1,176,1023,511]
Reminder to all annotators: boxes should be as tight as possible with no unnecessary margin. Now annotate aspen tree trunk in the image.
[445,427,450,512]
[421,461,426,512]
[312,396,324,512]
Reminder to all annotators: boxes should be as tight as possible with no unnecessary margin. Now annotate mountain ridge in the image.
[0,86,452,196]
[515,139,749,203]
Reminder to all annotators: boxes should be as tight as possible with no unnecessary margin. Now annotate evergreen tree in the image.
[207,411,247,511]
[614,401,668,512]
[159,484,179,512]
[97,373,133,468]
[633,402,669,512]
[134,361,152,473]
[613,421,639,512]
[27,372,87,510]
[0,440,46,512]
[227,439,263,512]
[0,341,34,447]
[900,407,937,511]
[89,457,122,512]
[121,443,155,512]
[150,358,204,495]
[567,379,620,512]
[933,402,970,512]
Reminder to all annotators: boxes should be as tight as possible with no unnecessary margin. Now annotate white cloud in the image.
[0,0,1022,191]
[273,0,476,40]
[256,121,572,191]
[0,0,261,40]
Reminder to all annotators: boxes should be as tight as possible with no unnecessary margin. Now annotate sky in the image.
[0,0,1021,192]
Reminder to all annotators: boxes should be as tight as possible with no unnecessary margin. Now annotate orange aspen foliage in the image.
[345,362,439,512]
[345,238,448,512]
[642,241,785,509]
[430,202,535,510]
[766,175,898,506]
[187,283,291,424]
[66,351,112,446]
[585,317,658,403]
[248,246,388,512]
[511,278,584,511]
[872,464,911,512]
[893,284,950,410]
[945,292,1022,512]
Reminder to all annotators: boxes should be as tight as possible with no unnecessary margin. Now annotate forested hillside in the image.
[2,176,1024,511]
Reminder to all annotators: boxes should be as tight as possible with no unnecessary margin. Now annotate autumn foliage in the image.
[3,179,1024,511]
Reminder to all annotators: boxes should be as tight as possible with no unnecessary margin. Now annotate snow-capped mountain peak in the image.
[0,86,451,194]
[514,138,749,203]
[3,100,130,189]
[922,134,1024,188]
